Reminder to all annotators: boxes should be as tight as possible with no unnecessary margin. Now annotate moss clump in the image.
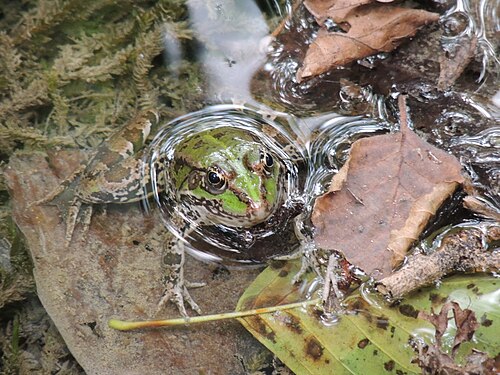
[0,301,85,374]
[0,0,206,156]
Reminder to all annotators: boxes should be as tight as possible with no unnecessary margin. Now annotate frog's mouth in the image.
[205,197,278,228]
[246,199,274,224]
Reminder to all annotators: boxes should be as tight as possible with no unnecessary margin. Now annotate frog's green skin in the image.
[171,127,281,227]
[36,113,294,317]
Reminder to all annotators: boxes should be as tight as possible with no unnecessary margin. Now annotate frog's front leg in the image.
[158,234,205,316]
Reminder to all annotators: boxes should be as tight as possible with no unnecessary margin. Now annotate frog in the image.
[146,105,307,315]
[35,105,307,317]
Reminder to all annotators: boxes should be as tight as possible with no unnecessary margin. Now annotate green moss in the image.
[0,0,205,156]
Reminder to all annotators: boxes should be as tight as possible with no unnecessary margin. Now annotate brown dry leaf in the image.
[415,302,495,374]
[4,151,260,374]
[450,301,480,354]
[297,5,439,82]
[312,97,465,277]
[438,35,478,90]
[304,0,389,25]
[418,301,480,349]
[463,195,500,222]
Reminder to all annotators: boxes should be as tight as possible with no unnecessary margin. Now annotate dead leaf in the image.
[312,97,464,277]
[4,151,260,374]
[297,5,439,81]
[418,301,480,352]
[451,301,480,354]
[415,302,495,374]
[418,304,452,347]
[239,261,499,375]
[304,0,388,25]
[438,35,478,90]
[463,195,500,222]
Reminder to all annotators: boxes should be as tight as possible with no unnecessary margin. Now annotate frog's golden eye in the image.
[206,170,227,194]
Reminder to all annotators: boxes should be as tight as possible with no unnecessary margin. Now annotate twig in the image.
[322,254,345,314]
[376,227,499,299]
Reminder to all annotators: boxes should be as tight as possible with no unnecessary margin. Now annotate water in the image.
[140,0,499,343]
[143,102,387,263]
[442,0,500,82]
[144,104,306,263]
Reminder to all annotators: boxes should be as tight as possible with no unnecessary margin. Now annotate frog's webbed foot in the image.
[157,277,205,317]
[27,163,92,249]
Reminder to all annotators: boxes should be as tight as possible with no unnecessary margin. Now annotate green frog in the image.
[146,105,306,315]
[36,105,307,316]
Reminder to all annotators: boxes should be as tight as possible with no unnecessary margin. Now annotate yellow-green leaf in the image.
[237,261,499,374]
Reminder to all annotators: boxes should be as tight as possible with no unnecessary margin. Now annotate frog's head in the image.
[174,127,283,228]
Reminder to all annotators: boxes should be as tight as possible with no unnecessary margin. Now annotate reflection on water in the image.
[186,0,270,102]
[144,104,305,264]
[442,0,500,82]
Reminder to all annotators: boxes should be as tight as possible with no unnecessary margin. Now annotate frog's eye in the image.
[260,151,274,173]
[206,170,227,194]
[265,153,274,168]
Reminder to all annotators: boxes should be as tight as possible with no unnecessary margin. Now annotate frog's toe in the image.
[157,288,186,316]
[185,280,206,289]
[157,283,202,317]
[181,287,202,314]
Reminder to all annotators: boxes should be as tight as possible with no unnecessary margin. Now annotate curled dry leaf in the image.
[418,302,480,351]
[463,195,500,222]
[415,302,496,374]
[312,97,465,277]
[304,0,388,25]
[297,5,439,81]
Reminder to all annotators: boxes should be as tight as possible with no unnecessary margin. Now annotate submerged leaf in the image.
[304,0,387,25]
[237,261,499,375]
[438,35,478,91]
